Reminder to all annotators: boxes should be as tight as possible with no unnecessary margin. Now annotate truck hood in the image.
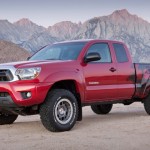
[0,60,74,68]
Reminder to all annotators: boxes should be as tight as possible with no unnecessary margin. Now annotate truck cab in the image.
[81,40,135,102]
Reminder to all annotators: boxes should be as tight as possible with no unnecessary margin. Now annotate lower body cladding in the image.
[0,82,51,115]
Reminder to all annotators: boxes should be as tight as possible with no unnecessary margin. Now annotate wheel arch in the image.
[46,80,83,121]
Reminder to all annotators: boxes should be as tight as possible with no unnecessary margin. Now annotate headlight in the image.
[15,67,41,80]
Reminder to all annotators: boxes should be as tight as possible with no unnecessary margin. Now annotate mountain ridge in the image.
[0,9,150,62]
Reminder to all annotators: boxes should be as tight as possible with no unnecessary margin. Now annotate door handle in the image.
[109,67,116,72]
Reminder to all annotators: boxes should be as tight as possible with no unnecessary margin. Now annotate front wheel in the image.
[40,89,78,132]
[0,113,18,125]
[91,104,113,115]
[144,95,150,115]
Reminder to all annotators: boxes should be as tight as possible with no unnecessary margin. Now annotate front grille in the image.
[0,92,9,97]
[0,70,13,81]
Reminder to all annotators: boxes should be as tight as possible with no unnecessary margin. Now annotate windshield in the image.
[29,42,87,61]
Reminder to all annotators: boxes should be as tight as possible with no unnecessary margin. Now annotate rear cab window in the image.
[113,43,129,63]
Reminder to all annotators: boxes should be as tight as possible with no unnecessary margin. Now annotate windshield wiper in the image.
[45,58,58,60]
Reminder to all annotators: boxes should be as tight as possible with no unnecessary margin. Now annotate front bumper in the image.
[0,81,52,107]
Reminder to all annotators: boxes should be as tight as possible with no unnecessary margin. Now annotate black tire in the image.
[0,113,18,125]
[40,89,78,132]
[91,104,113,115]
[144,95,150,115]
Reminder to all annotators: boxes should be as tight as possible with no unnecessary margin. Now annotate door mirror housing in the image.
[84,52,101,63]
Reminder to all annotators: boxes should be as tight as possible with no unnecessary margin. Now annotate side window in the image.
[87,43,111,63]
[113,43,128,63]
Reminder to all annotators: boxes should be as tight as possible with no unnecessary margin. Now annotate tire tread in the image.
[40,89,78,132]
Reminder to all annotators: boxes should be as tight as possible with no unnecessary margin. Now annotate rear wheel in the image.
[91,104,113,115]
[40,89,78,132]
[0,113,18,125]
[144,95,150,115]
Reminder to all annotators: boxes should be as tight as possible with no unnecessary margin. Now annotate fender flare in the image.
[43,71,85,102]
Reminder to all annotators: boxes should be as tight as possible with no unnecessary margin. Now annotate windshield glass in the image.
[29,42,87,61]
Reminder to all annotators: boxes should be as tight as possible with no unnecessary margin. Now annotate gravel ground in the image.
[0,103,150,150]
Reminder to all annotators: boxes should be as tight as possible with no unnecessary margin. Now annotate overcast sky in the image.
[0,0,150,27]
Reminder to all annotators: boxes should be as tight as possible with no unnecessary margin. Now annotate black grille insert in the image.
[0,92,9,97]
[0,70,13,81]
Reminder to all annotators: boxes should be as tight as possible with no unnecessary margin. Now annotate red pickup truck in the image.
[0,39,150,132]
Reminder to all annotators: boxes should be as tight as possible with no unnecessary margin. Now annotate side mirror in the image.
[84,52,101,63]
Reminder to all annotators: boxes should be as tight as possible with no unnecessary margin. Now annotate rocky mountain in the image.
[0,9,150,62]
[14,18,57,53]
[48,21,80,40]
[0,40,29,63]
[14,18,46,41]
[0,20,20,43]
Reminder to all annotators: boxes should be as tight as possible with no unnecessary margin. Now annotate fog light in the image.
[26,92,31,98]
[21,91,32,99]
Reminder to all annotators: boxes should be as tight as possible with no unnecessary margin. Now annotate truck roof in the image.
[54,39,124,44]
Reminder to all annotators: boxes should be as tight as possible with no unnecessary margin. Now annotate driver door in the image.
[83,42,117,102]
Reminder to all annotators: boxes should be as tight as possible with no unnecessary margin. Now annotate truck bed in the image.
[134,63,150,98]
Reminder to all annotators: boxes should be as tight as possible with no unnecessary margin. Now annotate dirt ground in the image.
[0,103,150,150]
